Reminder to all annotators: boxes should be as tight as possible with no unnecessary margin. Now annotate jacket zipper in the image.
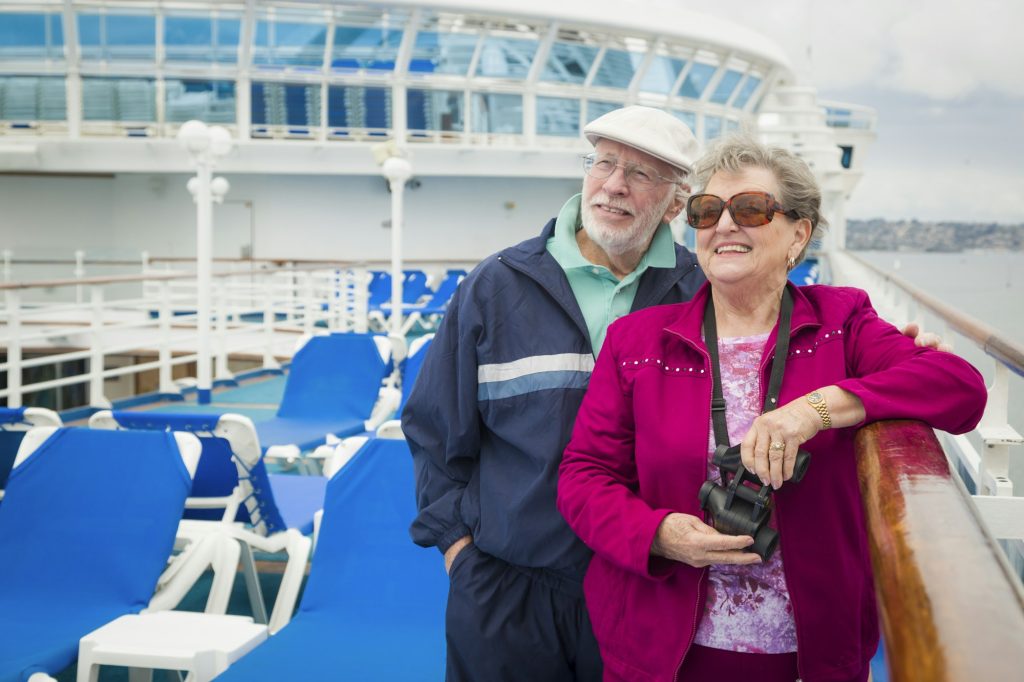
[665,323,713,682]
[673,567,707,682]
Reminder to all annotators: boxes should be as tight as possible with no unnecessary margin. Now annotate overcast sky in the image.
[666,0,1024,223]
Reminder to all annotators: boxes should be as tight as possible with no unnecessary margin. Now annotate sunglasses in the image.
[686,191,800,229]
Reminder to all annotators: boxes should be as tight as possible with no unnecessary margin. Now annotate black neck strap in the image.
[704,288,794,448]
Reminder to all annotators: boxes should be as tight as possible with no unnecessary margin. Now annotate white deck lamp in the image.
[377,147,413,336]
[178,120,233,405]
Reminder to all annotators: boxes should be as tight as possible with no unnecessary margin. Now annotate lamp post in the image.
[381,155,413,335]
[178,120,233,405]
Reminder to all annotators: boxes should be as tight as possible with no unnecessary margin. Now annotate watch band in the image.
[806,391,832,429]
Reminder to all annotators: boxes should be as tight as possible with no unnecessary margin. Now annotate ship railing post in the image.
[75,249,86,305]
[301,271,314,335]
[284,267,296,324]
[262,277,279,370]
[89,284,110,408]
[976,363,1022,497]
[157,280,177,395]
[4,290,23,408]
[354,268,369,334]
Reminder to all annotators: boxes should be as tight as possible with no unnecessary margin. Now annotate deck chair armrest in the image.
[264,444,301,464]
[207,526,312,634]
[321,436,369,479]
[365,386,401,432]
[149,529,242,614]
[376,420,405,440]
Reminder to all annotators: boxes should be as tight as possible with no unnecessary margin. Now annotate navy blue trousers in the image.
[445,545,602,682]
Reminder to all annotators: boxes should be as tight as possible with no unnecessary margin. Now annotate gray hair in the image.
[692,133,828,265]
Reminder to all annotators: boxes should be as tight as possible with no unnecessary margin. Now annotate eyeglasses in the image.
[686,191,800,229]
[582,153,680,191]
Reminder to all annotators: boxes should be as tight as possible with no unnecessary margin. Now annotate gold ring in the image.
[769,441,785,451]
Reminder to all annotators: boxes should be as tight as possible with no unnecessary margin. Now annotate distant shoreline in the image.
[847,219,1023,252]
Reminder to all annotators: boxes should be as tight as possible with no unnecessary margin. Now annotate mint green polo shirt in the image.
[546,194,676,356]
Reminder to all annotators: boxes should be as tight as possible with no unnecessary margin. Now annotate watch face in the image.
[808,391,823,404]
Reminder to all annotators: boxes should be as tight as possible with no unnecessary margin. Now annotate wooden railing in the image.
[857,420,1024,681]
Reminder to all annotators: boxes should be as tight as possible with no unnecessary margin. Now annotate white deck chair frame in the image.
[89,411,311,634]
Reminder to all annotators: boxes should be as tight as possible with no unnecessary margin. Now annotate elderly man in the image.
[401,106,704,681]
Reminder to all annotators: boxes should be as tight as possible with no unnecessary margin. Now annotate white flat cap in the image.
[584,105,700,175]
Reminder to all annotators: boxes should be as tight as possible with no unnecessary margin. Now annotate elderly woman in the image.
[556,134,987,682]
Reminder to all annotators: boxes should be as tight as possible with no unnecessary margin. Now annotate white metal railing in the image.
[829,249,1024,577]
[0,263,373,410]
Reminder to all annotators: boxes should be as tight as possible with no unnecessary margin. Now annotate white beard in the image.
[580,190,677,258]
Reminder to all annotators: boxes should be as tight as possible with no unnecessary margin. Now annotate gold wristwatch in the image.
[806,391,832,429]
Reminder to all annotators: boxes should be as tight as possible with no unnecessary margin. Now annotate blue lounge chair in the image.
[253,332,397,456]
[0,427,200,682]
[213,436,447,681]
[90,410,315,631]
[395,269,466,334]
[400,334,434,412]
[0,407,61,501]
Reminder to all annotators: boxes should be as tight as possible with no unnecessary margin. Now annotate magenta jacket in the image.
[557,283,987,682]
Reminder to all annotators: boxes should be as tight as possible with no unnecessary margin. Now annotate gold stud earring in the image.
[786,257,796,270]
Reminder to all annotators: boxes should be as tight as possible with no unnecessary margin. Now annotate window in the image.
[471,93,521,134]
[327,85,391,131]
[839,145,853,169]
[704,115,723,141]
[251,82,321,127]
[709,69,743,105]
[331,26,403,71]
[78,13,155,61]
[82,77,155,122]
[672,109,696,131]
[541,42,599,84]
[0,13,63,60]
[165,80,235,124]
[585,100,620,123]
[679,63,715,99]
[591,49,640,89]
[410,32,477,75]
[253,20,326,68]
[406,89,462,132]
[732,76,761,109]
[0,76,65,121]
[725,119,740,134]
[536,97,579,137]
[164,15,241,64]
[475,36,536,79]
[639,55,685,94]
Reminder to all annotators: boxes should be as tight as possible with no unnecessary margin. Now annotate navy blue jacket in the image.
[402,218,705,579]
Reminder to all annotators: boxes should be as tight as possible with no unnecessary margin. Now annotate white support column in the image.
[179,121,233,404]
[195,161,214,403]
[381,157,413,336]
[4,290,22,408]
[88,285,109,408]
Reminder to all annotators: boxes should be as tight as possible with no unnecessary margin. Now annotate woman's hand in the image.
[741,386,866,489]
[651,513,761,567]
[740,397,822,490]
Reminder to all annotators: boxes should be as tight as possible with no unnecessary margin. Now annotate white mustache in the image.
[589,196,634,214]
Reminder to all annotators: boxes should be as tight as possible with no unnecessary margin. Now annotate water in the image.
[854,250,1024,437]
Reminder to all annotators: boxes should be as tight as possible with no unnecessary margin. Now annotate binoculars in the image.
[698,444,811,560]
